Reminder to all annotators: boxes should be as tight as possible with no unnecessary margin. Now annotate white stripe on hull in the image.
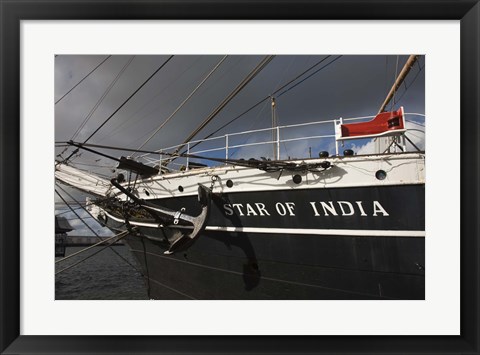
[204,226,425,237]
[103,211,163,228]
[104,210,424,238]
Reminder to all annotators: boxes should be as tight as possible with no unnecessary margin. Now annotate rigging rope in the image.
[83,56,174,144]
[71,56,136,141]
[61,216,95,222]
[55,55,112,105]
[55,231,131,276]
[133,55,229,154]
[58,56,175,167]
[277,55,342,98]
[96,57,203,143]
[55,230,130,264]
[65,140,332,173]
[197,55,336,143]
[55,184,140,272]
[174,55,275,154]
[391,62,424,107]
[140,237,151,299]
[56,205,87,216]
[391,55,400,110]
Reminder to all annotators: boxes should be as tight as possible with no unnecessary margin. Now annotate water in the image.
[55,246,149,300]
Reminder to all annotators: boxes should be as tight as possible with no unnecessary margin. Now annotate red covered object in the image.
[337,107,406,140]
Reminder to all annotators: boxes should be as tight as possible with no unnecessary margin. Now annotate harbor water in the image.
[55,246,149,300]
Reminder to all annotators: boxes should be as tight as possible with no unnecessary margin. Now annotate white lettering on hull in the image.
[309,201,389,217]
[373,201,390,216]
[275,202,296,216]
[223,201,389,217]
[255,203,270,216]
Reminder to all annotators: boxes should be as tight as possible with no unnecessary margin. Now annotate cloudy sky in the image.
[54,55,425,235]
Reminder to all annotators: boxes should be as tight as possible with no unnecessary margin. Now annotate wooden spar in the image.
[378,55,419,114]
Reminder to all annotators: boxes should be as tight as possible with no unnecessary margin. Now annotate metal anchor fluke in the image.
[110,178,211,255]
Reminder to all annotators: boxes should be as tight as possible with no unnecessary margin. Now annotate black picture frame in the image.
[1,1,479,354]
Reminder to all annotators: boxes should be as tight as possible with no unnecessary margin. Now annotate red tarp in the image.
[338,107,405,139]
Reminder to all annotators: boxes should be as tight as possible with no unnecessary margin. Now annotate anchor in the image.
[110,178,211,254]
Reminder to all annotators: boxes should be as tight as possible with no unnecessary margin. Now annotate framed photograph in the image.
[1,1,479,354]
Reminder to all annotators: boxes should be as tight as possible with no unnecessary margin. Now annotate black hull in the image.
[150,184,425,231]
[103,184,425,300]
[122,231,424,300]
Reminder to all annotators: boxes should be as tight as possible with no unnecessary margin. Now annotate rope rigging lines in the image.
[57,55,353,173]
[55,184,140,273]
[277,55,343,98]
[57,54,425,176]
[70,56,136,141]
[197,55,342,143]
[391,59,425,108]
[59,56,174,165]
[82,56,174,144]
[58,55,346,169]
[55,231,131,276]
[379,55,422,113]
[96,57,204,143]
[55,55,112,105]
[133,55,229,154]
[175,55,276,153]
[63,140,332,173]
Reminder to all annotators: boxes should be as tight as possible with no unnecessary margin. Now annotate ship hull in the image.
[124,231,424,300]
[102,182,425,300]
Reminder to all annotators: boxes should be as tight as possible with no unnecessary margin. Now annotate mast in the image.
[378,55,419,113]
[376,55,419,154]
[271,97,278,160]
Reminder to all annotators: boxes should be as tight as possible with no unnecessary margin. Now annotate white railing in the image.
[136,113,425,172]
